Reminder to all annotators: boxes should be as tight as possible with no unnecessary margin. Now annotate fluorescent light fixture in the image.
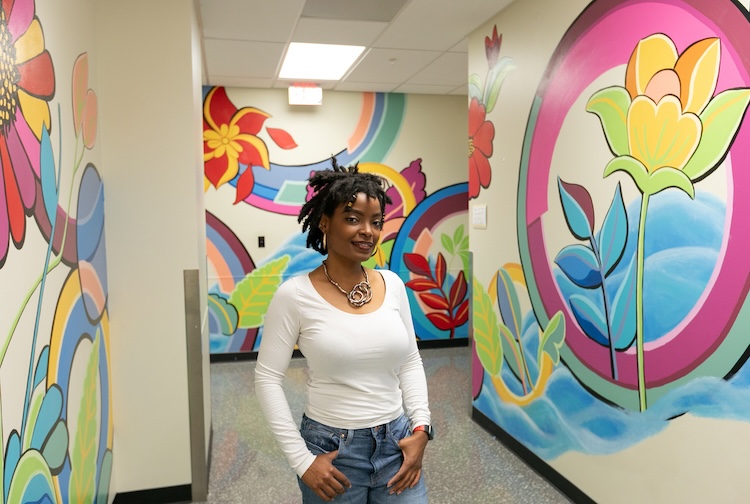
[289,83,323,105]
[280,42,365,81]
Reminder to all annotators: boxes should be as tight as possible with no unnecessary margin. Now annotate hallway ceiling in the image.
[197,0,516,96]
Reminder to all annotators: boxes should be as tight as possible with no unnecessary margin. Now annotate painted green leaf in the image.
[453,225,464,247]
[33,346,49,390]
[459,251,471,274]
[472,279,502,376]
[468,74,483,102]
[484,57,517,113]
[441,233,454,255]
[683,88,750,181]
[499,323,524,382]
[41,420,68,473]
[496,268,522,340]
[23,382,46,451]
[69,335,99,504]
[538,311,565,366]
[603,155,649,194]
[586,86,631,156]
[230,255,290,328]
[642,166,695,198]
[208,293,239,336]
[97,449,113,504]
[7,450,54,504]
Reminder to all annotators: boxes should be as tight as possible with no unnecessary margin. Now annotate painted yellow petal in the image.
[625,34,678,98]
[14,19,44,65]
[235,133,270,169]
[203,87,219,131]
[17,90,50,140]
[675,38,720,115]
[216,157,239,187]
[203,129,221,142]
[627,95,701,172]
[203,152,215,162]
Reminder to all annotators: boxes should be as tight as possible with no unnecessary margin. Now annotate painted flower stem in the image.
[590,237,618,380]
[636,193,650,412]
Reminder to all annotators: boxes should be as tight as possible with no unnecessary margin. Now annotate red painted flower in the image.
[0,0,55,268]
[203,87,271,203]
[485,25,502,68]
[468,98,494,199]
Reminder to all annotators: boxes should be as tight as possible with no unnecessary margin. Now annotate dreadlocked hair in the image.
[298,157,392,254]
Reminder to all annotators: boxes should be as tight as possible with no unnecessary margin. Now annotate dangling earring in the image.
[322,233,327,252]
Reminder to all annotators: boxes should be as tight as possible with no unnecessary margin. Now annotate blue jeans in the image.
[297,414,428,503]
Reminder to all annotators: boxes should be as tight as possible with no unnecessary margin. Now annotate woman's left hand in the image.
[387,430,428,495]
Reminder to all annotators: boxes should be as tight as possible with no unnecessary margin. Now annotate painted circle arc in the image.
[518,0,750,408]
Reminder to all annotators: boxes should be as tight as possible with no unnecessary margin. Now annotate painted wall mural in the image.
[204,87,469,354]
[472,0,750,468]
[0,0,113,500]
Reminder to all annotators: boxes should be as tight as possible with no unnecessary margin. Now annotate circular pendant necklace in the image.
[322,260,372,307]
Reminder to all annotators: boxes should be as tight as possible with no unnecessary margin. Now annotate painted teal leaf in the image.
[499,323,524,381]
[69,336,99,504]
[642,166,695,198]
[5,431,20,500]
[230,255,291,328]
[496,268,522,339]
[473,278,503,376]
[208,293,239,336]
[41,420,68,473]
[538,311,565,365]
[40,127,59,225]
[555,244,601,289]
[598,182,627,276]
[7,450,55,504]
[611,257,637,351]
[30,384,63,452]
[468,74,483,102]
[586,86,631,156]
[97,449,113,504]
[603,156,649,194]
[558,178,595,239]
[33,346,49,390]
[484,57,516,113]
[683,88,750,181]
[569,294,608,346]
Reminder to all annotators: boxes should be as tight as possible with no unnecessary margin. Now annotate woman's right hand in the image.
[301,451,351,501]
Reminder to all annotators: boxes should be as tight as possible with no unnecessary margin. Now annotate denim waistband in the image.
[301,413,406,443]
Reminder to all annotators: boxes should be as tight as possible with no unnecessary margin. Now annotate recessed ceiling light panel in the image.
[279,42,365,81]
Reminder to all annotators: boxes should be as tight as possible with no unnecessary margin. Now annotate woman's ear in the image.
[319,215,329,234]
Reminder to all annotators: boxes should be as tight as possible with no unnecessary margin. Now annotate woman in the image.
[255,159,432,503]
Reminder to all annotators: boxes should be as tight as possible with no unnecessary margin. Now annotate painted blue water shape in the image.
[474,189,750,460]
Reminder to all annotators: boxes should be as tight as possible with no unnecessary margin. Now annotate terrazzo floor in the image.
[198,346,571,504]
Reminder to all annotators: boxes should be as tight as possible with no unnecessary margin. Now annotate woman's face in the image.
[321,192,383,263]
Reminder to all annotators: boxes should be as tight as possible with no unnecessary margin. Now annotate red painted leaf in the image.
[234,168,255,204]
[426,312,453,331]
[266,127,298,150]
[436,253,446,289]
[419,293,449,310]
[454,299,469,326]
[449,270,467,308]
[406,279,438,292]
[404,253,432,277]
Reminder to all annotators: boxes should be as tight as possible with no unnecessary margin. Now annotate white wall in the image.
[96,0,207,492]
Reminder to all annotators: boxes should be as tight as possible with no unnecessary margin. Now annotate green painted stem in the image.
[636,193,650,412]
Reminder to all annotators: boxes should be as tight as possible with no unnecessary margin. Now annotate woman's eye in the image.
[373,221,383,229]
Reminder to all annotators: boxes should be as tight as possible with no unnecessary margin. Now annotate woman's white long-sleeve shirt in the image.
[254,269,431,478]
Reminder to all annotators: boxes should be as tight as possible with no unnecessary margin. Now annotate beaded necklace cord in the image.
[322,260,372,307]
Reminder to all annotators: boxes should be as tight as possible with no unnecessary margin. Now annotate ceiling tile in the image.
[301,0,409,22]
[204,39,285,78]
[343,48,442,84]
[406,52,467,86]
[392,83,462,95]
[292,18,387,46]
[198,0,304,42]
[208,76,275,88]
[333,81,400,93]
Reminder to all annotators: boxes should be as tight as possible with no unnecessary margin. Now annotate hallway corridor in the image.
[202,346,570,503]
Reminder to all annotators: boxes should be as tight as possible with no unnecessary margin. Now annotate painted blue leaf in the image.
[611,257,637,351]
[558,178,595,240]
[30,384,63,452]
[569,294,609,346]
[598,182,628,276]
[4,430,20,500]
[496,268,522,340]
[40,127,59,225]
[33,346,50,390]
[555,244,601,289]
